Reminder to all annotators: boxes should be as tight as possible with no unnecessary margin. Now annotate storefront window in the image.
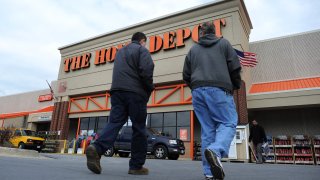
[80,116,109,135]
[89,117,96,130]
[163,112,177,138]
[80,118,89,131]
[164,112,176,126]
[97,116,108,134]
[78,111,190,141]
[150,113,163,127]
[152,127,163,135]
[177,111,190,141]
[177,111,190,126]
[148,111,190,141]
[163,126,176,138]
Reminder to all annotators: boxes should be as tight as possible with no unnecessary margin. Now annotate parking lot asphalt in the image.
[0,153,319,180]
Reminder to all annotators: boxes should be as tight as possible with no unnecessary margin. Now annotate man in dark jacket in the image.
[86,32,154,175]
[249,119,267,164]
[183,21,241,180]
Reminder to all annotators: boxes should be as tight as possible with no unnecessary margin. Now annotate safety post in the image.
[62,140,67,154]
[72,140,76,154]
[82,140,86,154]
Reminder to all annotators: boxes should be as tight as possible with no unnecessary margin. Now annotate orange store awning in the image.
[0,106,54,119]
[249,77,320,94]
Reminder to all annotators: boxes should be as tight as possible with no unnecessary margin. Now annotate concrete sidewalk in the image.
[0,147,40,158]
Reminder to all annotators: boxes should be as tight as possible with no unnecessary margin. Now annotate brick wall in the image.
[50,101,70,140]
[233,81,248,125]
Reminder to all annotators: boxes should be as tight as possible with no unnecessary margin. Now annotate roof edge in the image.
[248,87,320,96]
[250,29,320,44]
[251,76,320,85]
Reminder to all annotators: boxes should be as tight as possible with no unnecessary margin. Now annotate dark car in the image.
[104,126,185,160]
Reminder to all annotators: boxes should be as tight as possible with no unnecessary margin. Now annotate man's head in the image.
[252,120,258,126]
[132,32,147,47]
[200,21,216,37]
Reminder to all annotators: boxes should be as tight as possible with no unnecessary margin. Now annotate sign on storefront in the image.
[63,18,226,73]
[38,94,53,102]
[179,129,188,141]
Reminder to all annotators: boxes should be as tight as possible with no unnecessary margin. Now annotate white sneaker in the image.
[205,176,214,180]
[205,149,225,180]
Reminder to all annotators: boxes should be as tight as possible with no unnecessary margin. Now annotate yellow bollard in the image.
[73,140,76,154]
[62,140,67,154]
[82,140,86,154]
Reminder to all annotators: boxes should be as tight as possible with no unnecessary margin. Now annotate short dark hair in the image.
[131,32,147,42]
[200,21,216,35]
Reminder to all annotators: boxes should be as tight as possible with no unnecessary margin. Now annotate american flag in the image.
[234,49,258,67]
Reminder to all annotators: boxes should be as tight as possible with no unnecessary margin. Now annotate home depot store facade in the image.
[50,0,252,160]
[0,89,54,132]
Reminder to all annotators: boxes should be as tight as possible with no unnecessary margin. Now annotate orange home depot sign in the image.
[64,19,226,72]
[38,94,53,102]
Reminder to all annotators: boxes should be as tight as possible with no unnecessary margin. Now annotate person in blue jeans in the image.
[85,32,154,175]
[183,21,241,180]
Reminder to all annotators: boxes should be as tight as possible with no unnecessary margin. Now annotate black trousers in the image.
[94,91,148,170]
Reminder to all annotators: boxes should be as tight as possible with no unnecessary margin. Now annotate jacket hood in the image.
[198,34,221,47]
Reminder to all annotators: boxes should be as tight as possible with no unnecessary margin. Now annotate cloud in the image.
[0,0,213,96]
[1,0,320,97]
[244,0,320,42]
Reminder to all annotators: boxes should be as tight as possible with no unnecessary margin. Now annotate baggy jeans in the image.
[192,87,238,176]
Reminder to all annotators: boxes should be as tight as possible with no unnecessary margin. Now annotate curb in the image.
[0,147,40,158]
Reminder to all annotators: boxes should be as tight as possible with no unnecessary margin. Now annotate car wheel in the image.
[154,145,168,159]
[18,142,25,149]
[118,152,130,157]
[104,147,114,157]
[168,154,179,160]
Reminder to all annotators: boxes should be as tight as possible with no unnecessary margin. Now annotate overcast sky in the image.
[0,0,320,96]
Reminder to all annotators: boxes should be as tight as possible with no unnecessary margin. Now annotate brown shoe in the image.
[86,145,102,174]
[128,167,149,175]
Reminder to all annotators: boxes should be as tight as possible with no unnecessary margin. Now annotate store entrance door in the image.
[36,122,51,131]
[68,118,79,141]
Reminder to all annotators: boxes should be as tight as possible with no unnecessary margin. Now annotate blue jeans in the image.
[192,87,237,176]
[93,91,148,170]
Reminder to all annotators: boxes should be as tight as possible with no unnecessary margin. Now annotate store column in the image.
[50,100,70,140]
[234,81,248,125]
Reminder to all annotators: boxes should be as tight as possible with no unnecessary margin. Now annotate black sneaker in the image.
[204,149,225,180]
[86,145,102,174]
[128,167,149,175]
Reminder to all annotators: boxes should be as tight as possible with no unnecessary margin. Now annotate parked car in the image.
[9,128,45,152]
[104,126,185,160]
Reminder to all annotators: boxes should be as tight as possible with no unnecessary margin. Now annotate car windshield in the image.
[148,128,161,135]
[22,130,37,137]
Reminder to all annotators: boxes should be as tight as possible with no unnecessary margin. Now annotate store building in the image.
[0,89,54,131]
[1,0,319,162]
[248,30,320,136]
[51,0,252,160]
[247,30,320,164]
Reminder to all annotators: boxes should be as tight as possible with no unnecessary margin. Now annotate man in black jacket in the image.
[183,21,241,180]
[86,32,154,175]
[249,119,267,164]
